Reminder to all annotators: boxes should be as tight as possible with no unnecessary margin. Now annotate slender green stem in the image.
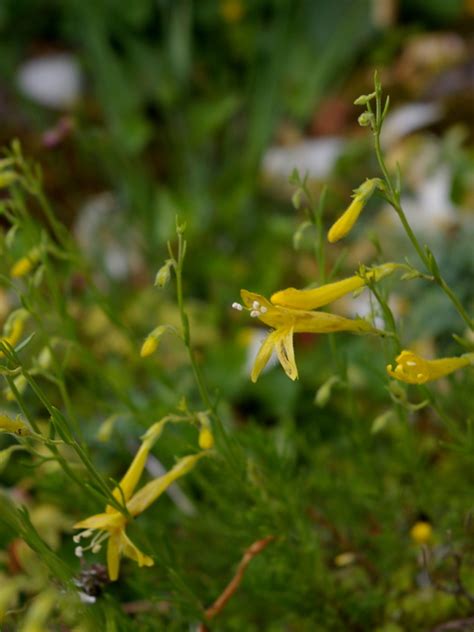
[173,231,238,466]
[373,114,473,331]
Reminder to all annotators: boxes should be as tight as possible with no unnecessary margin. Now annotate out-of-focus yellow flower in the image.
[410,520,432,544]
[0,170,18,189]
[387,350,473,384]
[19,588,57,632]
[328,178,382,243]
[236,288,377,382]
[334,552,356,567]
[271,263,397,310]
[220,0,244,23]
[0,575,26,623]
[0,309,28,357]
[74,420,208,580]
[10,247,41,278]
[0,414,31,437]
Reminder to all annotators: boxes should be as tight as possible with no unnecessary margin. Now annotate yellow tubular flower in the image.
[328,178,382,243]
[74,421,208,581]
[239,290,376,383]
[387,350,473,385]
[271,263,397,310]
[10,248,41,278]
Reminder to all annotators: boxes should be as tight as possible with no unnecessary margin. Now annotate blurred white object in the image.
[381,103,442,147]
[75,192,143,280]
[246,328,278,376]
[17,53,81,109]
[400,165,457,233]
[262,138,344,180]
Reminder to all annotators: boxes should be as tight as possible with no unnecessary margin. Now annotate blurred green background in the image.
[1,1,474,630]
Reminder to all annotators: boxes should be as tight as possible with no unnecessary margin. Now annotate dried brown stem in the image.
[430,617,474,631]
[198,535,275,632]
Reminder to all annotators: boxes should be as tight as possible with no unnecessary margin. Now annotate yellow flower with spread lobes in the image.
[387,350,473,385]
[235,264,398,382]
[328,178,382,243]
[239,289,376,383]
[74,419,208,580]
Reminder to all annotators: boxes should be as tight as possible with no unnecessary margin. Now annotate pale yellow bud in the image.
[140,336,157,357]
[140,325,167,358]
[198,427,214,450]
[154,260,173,288]
[10,248,41,278]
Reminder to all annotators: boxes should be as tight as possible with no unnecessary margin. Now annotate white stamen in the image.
[232,302,243,311]
[73,534,81,543]
[92,543,102,554]
[260,306,268,314]
[75,546,83,558]
[252,301,260,309]
[250,310,259,318]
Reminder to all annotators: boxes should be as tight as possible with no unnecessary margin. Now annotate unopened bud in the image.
[358,111,374,127]
[140,326,167,357]
[198,427,214,450]
[314,376,340,408]
[353,92,376,106]
[10,247,41,278]
[371,409,395,434]
[154,259,173,288]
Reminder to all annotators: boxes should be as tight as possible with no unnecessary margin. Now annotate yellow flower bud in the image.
[198,427,214,450]
[327,178,382,243]
[140,336,158,357]
[410,520,432,545]
[10,247,41,278]
[140,326,167,358]
[154,259,173,288]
